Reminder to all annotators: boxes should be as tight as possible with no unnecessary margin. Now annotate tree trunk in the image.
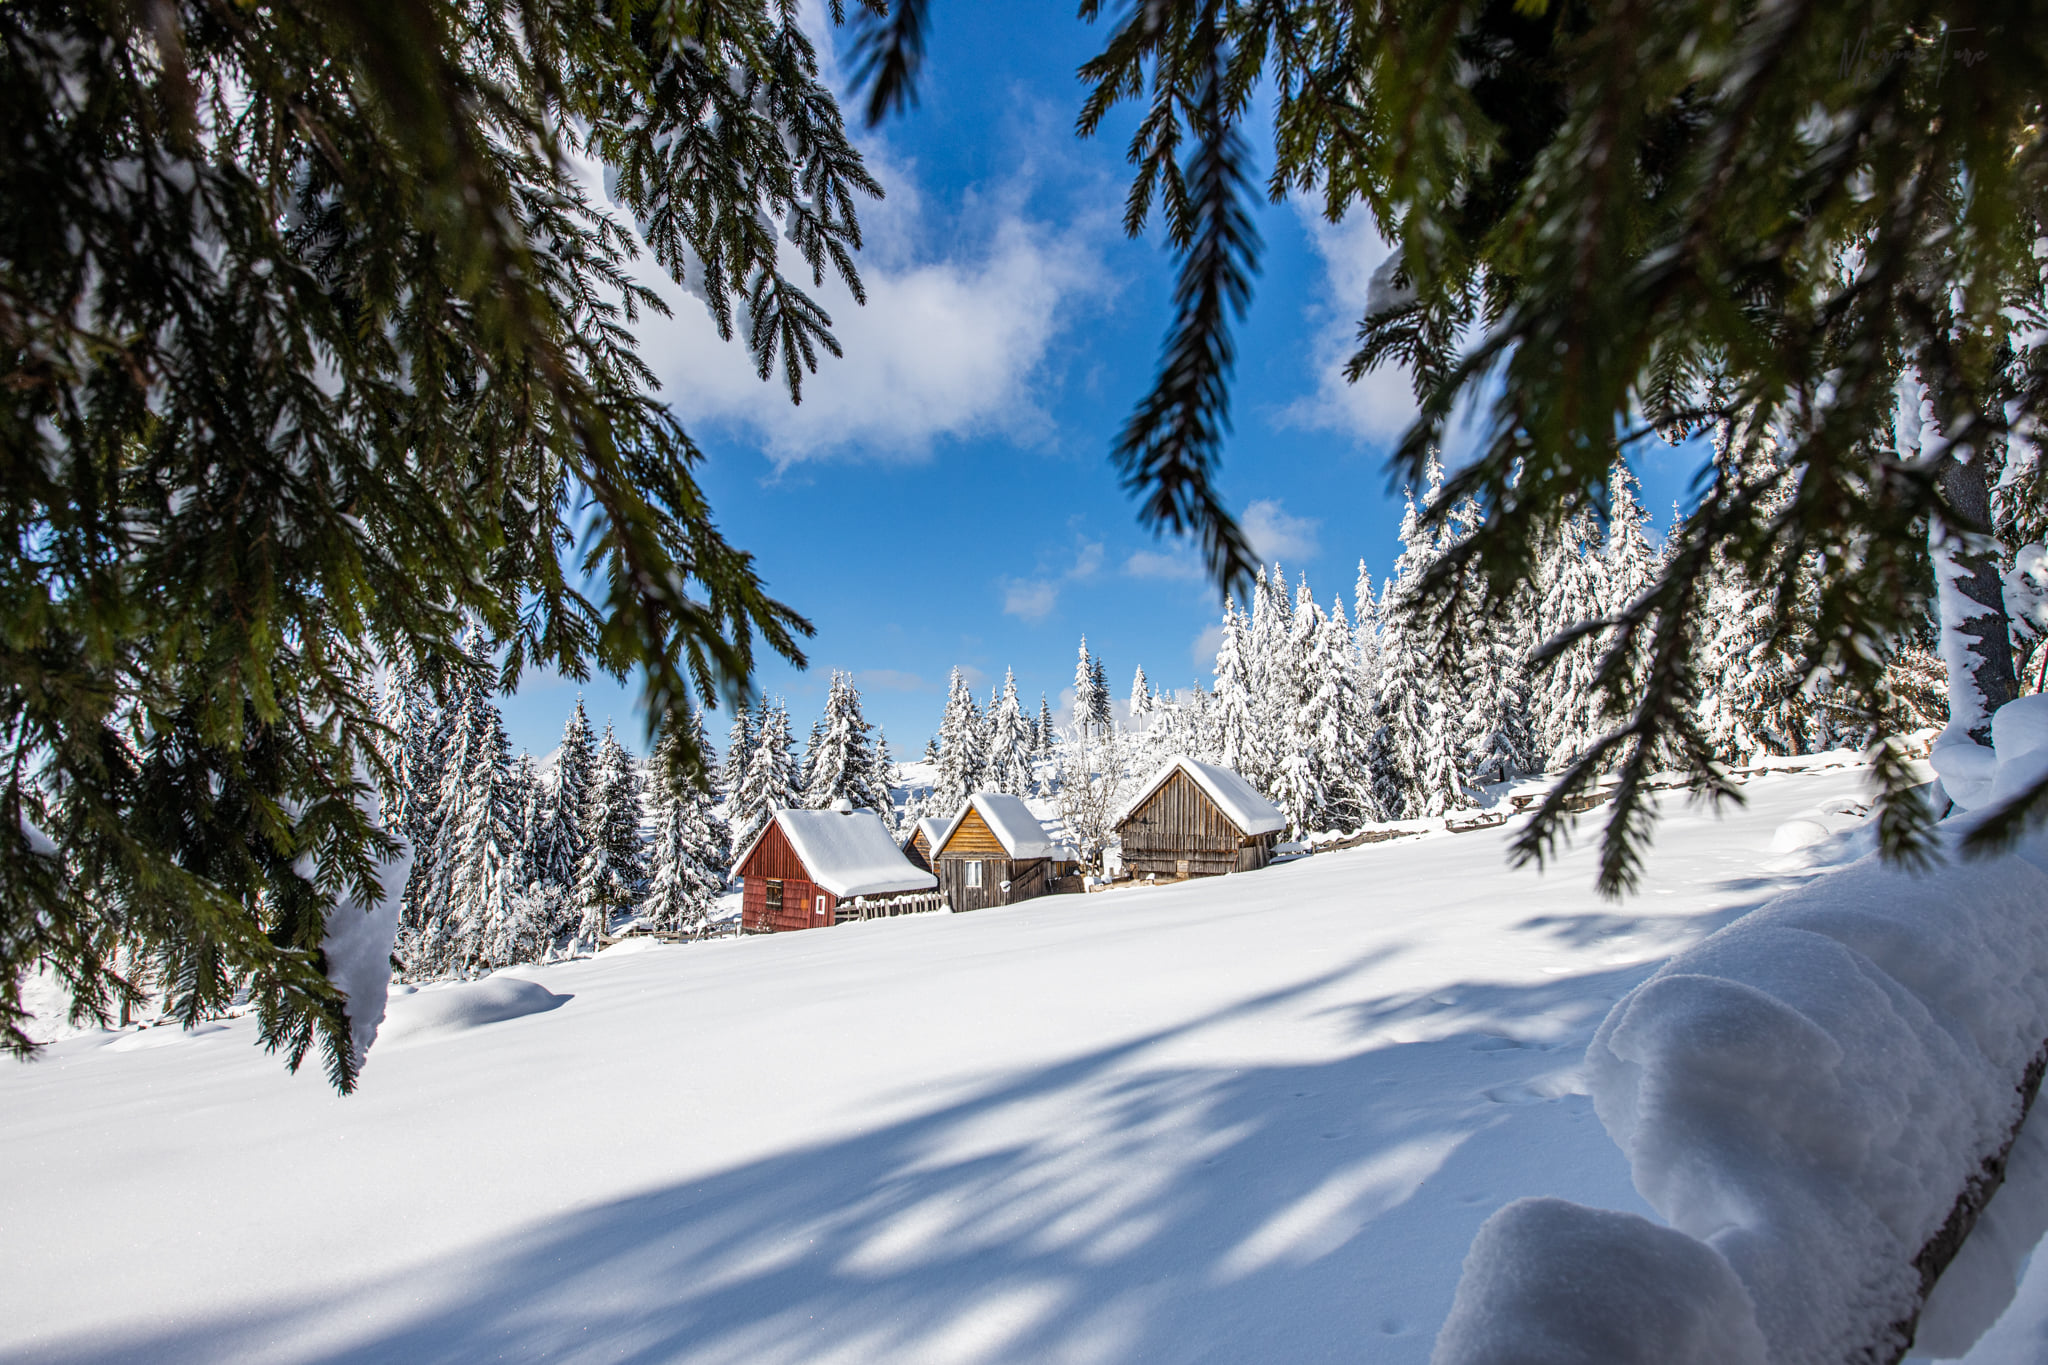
[1932,449,2017,746]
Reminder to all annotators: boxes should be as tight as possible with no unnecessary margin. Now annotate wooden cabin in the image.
[931,792,1071,913]
[1114,757,1287,879]
[900,816,950,874]
[736,805,937,933]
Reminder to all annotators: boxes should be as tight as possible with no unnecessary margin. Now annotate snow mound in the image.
[1439,817,2048,1364]
[1431,1197,1767,1365]
[379,976,571,1041]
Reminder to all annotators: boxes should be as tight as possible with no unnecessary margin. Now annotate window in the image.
[815,895,828,917]
[966,861,982,888]
[765,879,783,914]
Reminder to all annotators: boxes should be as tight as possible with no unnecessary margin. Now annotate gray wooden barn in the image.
[1113,757,1287,879]
[931,792,1069,912]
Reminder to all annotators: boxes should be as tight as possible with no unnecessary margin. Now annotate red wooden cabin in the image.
[735,805,937,933]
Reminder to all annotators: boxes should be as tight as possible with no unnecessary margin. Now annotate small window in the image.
[815,895,827,917]
[765,879,783,913]
[966,861,982,888]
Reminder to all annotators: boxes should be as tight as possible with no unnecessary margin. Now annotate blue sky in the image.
[500,5,1705,760]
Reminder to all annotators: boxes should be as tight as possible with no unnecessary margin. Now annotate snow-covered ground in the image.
[2,759,2039,1362]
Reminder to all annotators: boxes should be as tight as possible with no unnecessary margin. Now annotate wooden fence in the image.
[836,891,945,924]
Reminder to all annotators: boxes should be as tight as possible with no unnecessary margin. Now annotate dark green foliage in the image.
[2,0,889,1082]
[1072,0,2048,891]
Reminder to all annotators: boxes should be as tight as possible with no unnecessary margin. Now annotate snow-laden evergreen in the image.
[400,678,535,975]
[733,700,799,859]
[931,668,986,814]
[1530,512,1607,770]
[641,712,730,938]
[983,669,1035,797]
[1271,594,1380,834]
[1210,598,1266,786]
[1072,637,1104,736]
[802,672,881,813]
[575,723,648,945]
[868,728,898,829]
[531,701,594,913]
[1377,474,1466,817]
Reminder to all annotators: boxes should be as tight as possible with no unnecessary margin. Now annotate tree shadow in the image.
[27,943,1722,1365]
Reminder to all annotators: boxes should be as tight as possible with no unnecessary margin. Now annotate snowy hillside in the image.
[4,758,2044,1363]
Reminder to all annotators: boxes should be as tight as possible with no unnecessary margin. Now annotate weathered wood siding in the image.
[937,854,1051,913]
[737,820,837,932]
[902,830,934,872]
[1117,768,1270,878]
[939,807,1007,856]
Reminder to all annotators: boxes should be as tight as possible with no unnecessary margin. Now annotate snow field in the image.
[0,761,2005,1364]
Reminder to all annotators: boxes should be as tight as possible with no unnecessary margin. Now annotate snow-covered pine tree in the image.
[922,734,940,766]
[932,668,986,814]
[1604,459,1658,625]
[402,681,530,975]
[1211,597,1266,785]
[641,711,730,937]
[984,669,1034,796]
[731,699,799,857]
[802,671,879,812]
[1271,595,1330,834]
[1694,471,1835,760]
[1353,562,1384,704]
[1088,654,1112,729]
[1274,594,1380,834]
[1378,464,1469,816]
[507,754,545,883]
[537,700,597,899]
[868,728,898,828]
[1129,665,1152,725]
[720,701,755,805]
[377,661,443,848]
[1073,637,1104,738]
[799,714,825,795]
[1529,512,1607,771]
[1035,694,1056,758]
[575,723,649,945]
[1451,498,1536,789]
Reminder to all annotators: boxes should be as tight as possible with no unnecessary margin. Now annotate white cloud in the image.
[629,159,1103,463]
[956,664,990,690]
[1001,578,1059,622]
[1280,208,1421,447]
[1242,499,1321,564]
[997,534,1107,622]
[1191,623,1226,674]
[1124,546,1204,581]
[1280,203,1495,471]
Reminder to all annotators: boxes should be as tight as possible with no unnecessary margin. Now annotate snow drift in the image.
[379,975,571,1042]
[1435,734,2048,1364]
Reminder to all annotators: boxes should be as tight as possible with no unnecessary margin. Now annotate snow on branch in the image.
[1434,749,2048,1364]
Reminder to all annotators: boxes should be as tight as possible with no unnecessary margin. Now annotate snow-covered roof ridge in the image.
[910,816,950,851]
[936,792,1055,859]
[1114,756,1287,836]
[750,808,937,898]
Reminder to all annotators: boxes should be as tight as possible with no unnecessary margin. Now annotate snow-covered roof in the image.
[936,792,1056,860]
[1049,842,1081,863]
[1114,757,1287,837]
[743,808,937,898]
[909,816,951,852]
